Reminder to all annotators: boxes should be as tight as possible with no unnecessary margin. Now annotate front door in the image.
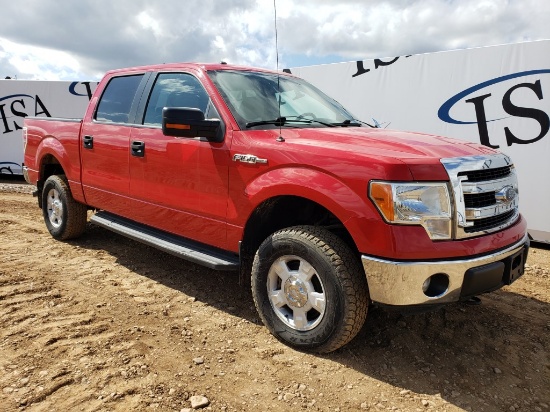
[128,72,230,250]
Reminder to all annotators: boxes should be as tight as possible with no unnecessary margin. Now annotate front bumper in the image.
[362,234,529,306]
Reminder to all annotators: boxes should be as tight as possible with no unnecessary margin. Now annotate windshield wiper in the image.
[349,119,377,128]
[245,116,357,129]
[246,117,316,128]
[283,116,337,128]
[285,116,362,128]
[330,119,363,127]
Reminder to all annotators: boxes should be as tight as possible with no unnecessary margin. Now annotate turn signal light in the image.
[369,182,395,222]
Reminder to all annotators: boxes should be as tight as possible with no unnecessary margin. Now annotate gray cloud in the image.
[0,0,548,79]
[0,45,20,79]
[0,0,261,77]
[277,0,549,59]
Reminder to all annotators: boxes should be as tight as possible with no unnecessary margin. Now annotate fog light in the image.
[422,273,450,298]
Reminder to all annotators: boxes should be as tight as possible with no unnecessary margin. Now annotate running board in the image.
[90,211,239,271]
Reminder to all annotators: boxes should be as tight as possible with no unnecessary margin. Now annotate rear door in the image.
[80,73,146,214]
[128,71,231,250]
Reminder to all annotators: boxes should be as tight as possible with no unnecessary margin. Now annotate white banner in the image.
[290,40,550,242]
[0,80,97,175]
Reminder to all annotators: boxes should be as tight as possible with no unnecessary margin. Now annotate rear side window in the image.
[143,73,210,126]
[95,75,143,123]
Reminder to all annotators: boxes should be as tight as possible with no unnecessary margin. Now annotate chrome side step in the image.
[90,211,239,271]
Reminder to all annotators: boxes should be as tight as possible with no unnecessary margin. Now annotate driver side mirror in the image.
[162,107,222,142]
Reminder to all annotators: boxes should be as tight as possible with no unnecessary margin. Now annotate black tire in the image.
[251,225,369,353]
[42,175,87,240]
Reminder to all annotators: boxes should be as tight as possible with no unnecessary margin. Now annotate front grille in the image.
[458,165,512,182]
[463,210,516,233]
[464,191,496,208]
[441,154,519,239]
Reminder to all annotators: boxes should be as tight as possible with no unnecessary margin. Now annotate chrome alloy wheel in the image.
[267,255,326,331]
[46,187,64,229]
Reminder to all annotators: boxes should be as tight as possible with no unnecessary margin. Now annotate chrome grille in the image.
[464,191,496,208]
[457,165,512,182]
[441,154,520,239]
[463,209,516,233]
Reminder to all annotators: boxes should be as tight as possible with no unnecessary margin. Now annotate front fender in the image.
[229,166,382,245]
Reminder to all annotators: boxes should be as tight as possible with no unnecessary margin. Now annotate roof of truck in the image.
[103,62,283,76]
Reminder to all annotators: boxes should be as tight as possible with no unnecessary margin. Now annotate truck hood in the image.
[280,126,498,160]
[255,126,500,181]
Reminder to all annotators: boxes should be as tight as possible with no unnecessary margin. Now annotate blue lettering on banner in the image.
[0,162,20,175]
[352,56,412,78]
[69,82,95,100]
[0,94,52,134]
[438,70,550,148]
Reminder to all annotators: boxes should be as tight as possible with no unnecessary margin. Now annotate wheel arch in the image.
[239,194,362,285]
[40,153,65,179]
[35,153,65,208]
[242,195,358,254]
[35,137,85,205]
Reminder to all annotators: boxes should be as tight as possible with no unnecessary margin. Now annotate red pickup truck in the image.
[23,63,529,353]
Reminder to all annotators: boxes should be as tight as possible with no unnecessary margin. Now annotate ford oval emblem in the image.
[495,186,517,203]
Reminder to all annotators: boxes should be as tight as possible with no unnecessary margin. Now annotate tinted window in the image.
[143,73,210,126]
[95,75,143,123]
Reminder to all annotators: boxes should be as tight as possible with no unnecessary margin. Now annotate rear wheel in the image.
[42,175,87,240]
[251,225,369,353]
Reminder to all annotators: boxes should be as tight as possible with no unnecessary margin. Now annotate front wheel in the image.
[42,175,87,240]
[251,226,369,353]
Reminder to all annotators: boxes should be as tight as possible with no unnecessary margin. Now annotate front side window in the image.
[143,73,211,126]
[95,74,143,123]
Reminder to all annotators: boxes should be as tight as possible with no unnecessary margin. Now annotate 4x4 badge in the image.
[232,154,268,164]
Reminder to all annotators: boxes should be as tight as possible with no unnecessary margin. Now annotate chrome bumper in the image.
[361,234,529,306]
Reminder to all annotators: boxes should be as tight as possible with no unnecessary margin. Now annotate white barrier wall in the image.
[0,80,97,175]
[290,40,550,243]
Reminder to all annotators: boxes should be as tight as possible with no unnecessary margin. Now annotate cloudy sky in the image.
[0,0,548,80]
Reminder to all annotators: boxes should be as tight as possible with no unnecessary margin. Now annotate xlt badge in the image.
[233,154,268,164]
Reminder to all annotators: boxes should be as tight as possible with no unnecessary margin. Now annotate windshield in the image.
[208,70,361,130]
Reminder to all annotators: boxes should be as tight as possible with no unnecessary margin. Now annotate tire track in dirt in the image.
[0,194,151,410]
[0,268,119,409]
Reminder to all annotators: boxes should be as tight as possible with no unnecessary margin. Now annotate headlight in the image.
[369,181,452,240]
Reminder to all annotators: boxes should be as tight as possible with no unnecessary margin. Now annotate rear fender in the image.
[36,136,85,203]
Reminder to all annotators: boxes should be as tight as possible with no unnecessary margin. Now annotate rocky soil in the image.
[0,178,549,411]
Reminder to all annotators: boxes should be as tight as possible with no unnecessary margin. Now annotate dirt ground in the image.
[0,179,548,412]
